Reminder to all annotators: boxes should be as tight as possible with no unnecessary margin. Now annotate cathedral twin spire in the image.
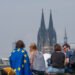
[40,9,46,30]
[40,9,55,34]
[40,9,53,33]
[48,10,54,30]
[37,9,57,51]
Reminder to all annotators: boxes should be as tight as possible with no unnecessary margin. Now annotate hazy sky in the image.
[0,0,75,57]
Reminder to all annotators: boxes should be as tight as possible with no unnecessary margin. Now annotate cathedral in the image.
[37,10,57,53]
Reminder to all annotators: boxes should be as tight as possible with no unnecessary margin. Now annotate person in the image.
[9,40,32,75]
[63,43,73,62]
[63,43,73,73]
[29,43,46,75]
[47,44,65,73]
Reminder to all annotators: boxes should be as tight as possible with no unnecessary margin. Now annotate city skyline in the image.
[0,0,75,57]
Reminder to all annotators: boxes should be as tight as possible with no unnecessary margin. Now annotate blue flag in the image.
[9,48,32,75]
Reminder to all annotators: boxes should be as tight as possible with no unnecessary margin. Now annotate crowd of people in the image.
[1,40,75,75]
[47,43,74,74]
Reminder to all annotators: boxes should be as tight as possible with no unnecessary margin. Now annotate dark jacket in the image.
[51,51,65,68]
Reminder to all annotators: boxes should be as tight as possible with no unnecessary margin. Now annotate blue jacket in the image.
[9,48,32,75]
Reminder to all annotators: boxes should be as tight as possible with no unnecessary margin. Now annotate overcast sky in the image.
[0,0,75,57]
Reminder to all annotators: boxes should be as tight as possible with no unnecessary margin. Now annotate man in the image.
[63,43,73,73]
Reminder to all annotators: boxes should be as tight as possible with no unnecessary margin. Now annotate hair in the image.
[16,40,25,48]
[30,43,37,52]
[63,43,70,49]
[3,67,16,75]
[54,44,62,51]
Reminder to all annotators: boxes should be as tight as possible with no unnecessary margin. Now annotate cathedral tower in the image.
[64,28,68,44]
[48,10,57,46]
[37,10,57,53]
[37,9,46,51]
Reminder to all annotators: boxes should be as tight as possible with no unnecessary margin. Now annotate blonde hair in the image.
[29,43,37,53]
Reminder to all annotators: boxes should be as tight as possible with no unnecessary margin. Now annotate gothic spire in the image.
[64,28,68,44]
[48,10,54,30]
[40,9,46,30]
[37,9,46,51]
[48,10,57,46]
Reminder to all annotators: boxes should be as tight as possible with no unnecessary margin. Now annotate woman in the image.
[9,40,32,75]
[29,43,46,75]
[47,44,65,73]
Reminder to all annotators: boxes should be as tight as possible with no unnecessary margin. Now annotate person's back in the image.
[32,51,45,71]
[10,49,32,75]
[30,43,45,75]
[10,48,24,68]
[47,44,65,73]
[9,40,32,75]
[51,51,65,68]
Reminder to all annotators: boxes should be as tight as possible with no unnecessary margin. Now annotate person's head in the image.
[29,43,37,53]
[63,43,70,52]
[54,44,62,52]
[16,40,25,48]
